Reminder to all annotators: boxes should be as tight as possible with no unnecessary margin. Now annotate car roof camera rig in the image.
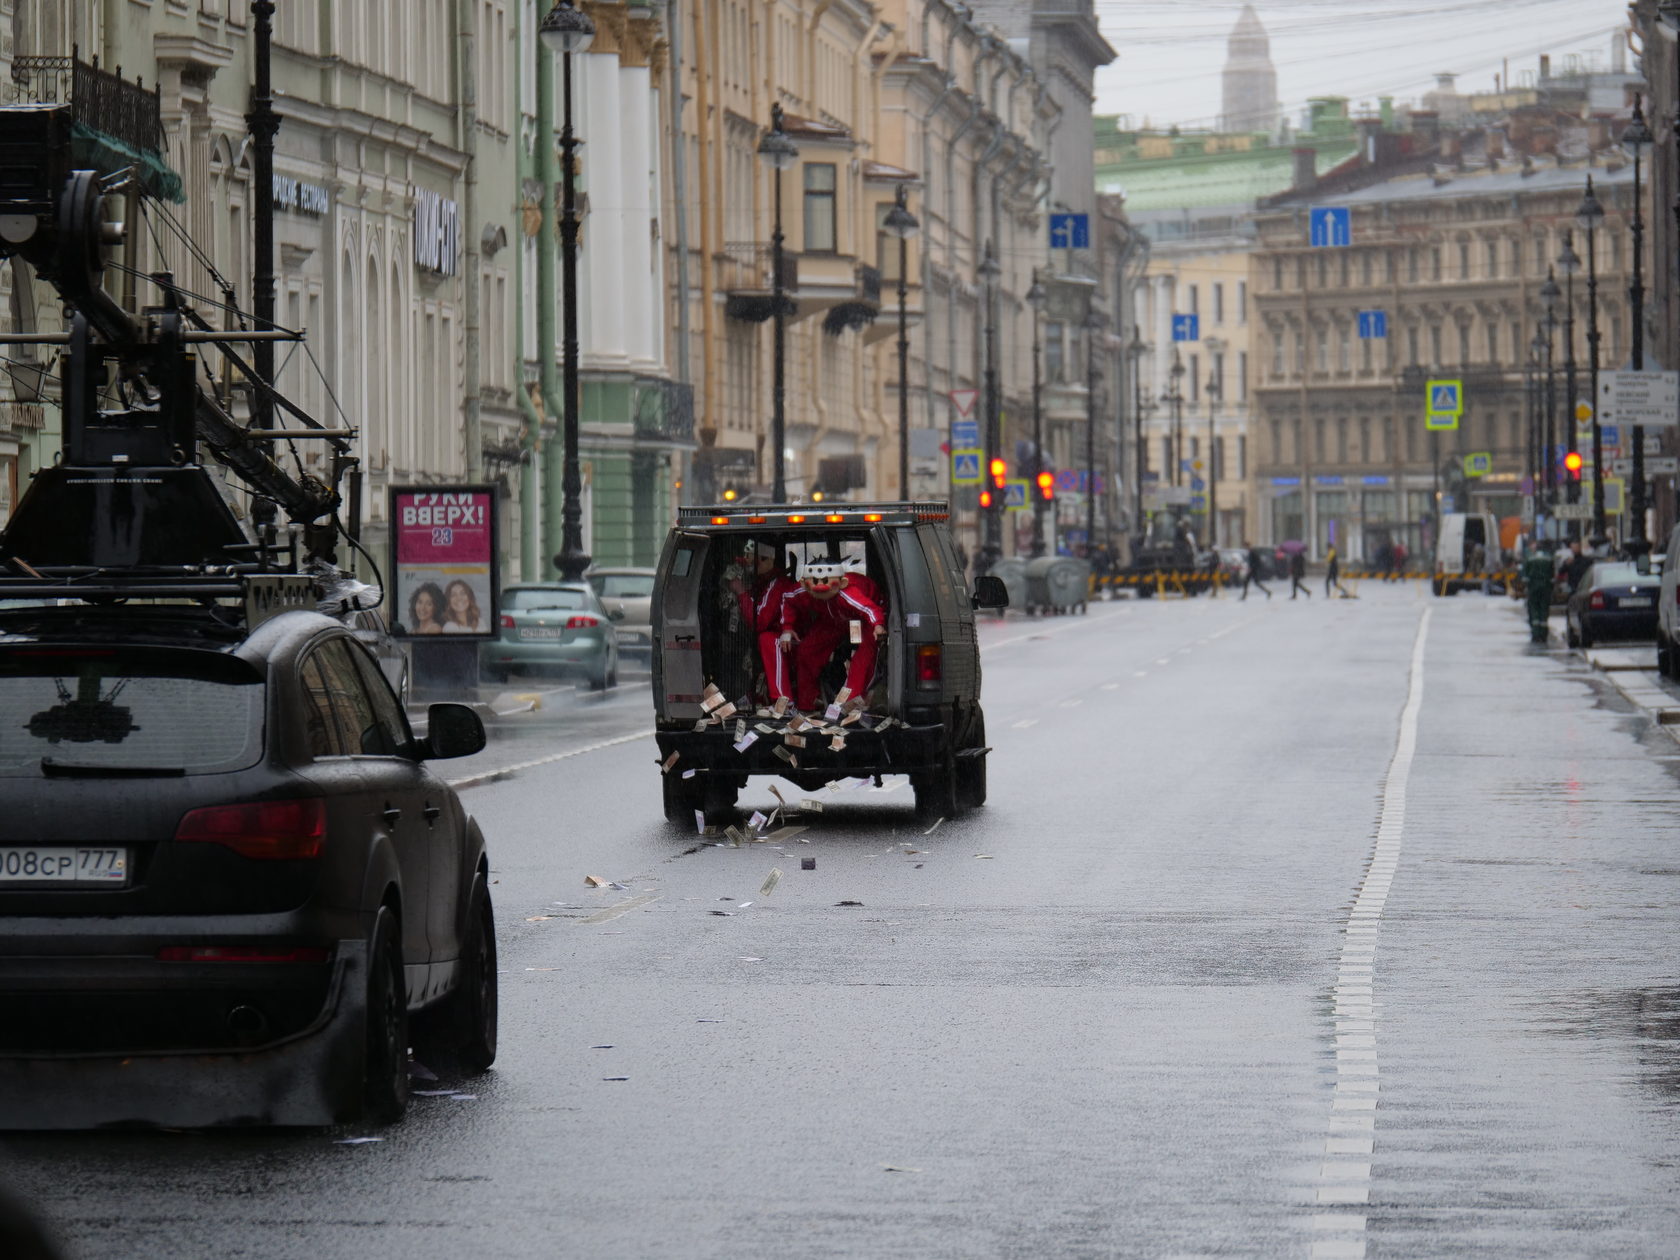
[0,103,360,613]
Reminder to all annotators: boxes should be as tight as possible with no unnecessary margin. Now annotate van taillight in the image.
[916,644,942,683]
[175,799,326,860]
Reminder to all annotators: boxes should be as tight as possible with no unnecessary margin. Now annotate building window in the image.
[1408,249,1419,282]
[1189,353,1200,403]
[1336,418,1348,462]
[1162,436,1173,473]
[1408,326,1420,366]
[1238,350,1249,400]
[1189,284,1199,315]
[1190,436,1200,461]
[1486,323,1498,363]
[1361,254,1373,286]
[1458,242,1471,279]
[1510,321,1522,362]
[1272,334,1284,378]
[1485,240,1498,279]
[1611,313,1623,360]
[1458,324,1471,364]
[1046,321,1064,383]
[1316,329,1329,373]
[1295,330,1306,375]
[1297,257,1308,289]
[1387,251,1397,283]
[803,163,837,252]
[1317,255,1327,287]
[1213,282,1224,323]
[1238,434,1247,478]
[1274,257,1285,291]
[1359,418,1371,463]
[1214,436,1224,480]
[1431,247,1442,281]
[1361,337,1373,372]
[1535,235,1547,272]
[1238,281,1247,322]
[1430,324,1443,365]
[1338,327,1351,371]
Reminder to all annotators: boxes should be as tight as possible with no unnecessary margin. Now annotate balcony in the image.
[722,243,798,323]
[8,52,181,202]
[633,377,695,445]
[823,264,882,336]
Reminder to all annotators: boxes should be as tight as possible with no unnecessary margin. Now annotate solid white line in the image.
[449,728,655,790]
[579,893,662,925]
[1013,718,1040,729]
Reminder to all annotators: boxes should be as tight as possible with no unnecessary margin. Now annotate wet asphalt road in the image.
[6,582,1680,1259]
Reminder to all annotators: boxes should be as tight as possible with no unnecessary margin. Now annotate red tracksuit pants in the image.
[757,630,793,702]
[792,624,879,711]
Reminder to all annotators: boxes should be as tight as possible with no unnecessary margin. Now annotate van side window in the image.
[671,548,693,579]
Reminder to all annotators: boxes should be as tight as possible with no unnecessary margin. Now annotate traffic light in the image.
[1036,470,1055,503]
[722,486,739,502]
[989,457,1007,490]
[1563,451,1583,480]
[978,488,993,509]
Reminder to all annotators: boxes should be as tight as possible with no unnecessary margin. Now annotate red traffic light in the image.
[978,489,993,509]
[989,457,1007,488]
[1036,471,1055,501]
[1563,451,1584,477]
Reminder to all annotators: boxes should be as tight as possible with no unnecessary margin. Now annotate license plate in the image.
[0,847,128,885]
[1621,597,1653,608]
[520,627,562,640]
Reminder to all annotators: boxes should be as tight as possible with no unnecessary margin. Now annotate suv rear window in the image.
[590,574,655,600]
[503,589,589,611]
[0,649,263,777]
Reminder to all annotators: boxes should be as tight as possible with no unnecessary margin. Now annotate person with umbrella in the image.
[1241,541,1272,600]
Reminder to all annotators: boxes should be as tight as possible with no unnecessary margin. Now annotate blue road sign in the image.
[951,450,982,485]
[1171,314,1199,342]
[1003,480,1029,510]
[1357,310,1387,339]
[1049,213,1090,250]
[1189,494,1208,512]
[1309,206,1351,247]
[951,419,980,449]
[1190,478,1206,492]
[1427,380,1462,414]
[1601,424,1620,445]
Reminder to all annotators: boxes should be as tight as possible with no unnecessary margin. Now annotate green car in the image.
[480,583,620,690]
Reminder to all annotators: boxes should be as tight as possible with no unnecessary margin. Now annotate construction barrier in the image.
[1087,569,1521,599]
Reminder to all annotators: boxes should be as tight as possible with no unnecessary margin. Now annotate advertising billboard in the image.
[389,485,498,639]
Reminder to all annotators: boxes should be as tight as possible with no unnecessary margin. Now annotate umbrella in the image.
[1277,539,1307,554]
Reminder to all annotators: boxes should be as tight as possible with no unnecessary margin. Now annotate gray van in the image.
[650,502,1006,819]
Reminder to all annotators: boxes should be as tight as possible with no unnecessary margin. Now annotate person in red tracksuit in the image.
[728,542,801,703]
[778,561,886,712]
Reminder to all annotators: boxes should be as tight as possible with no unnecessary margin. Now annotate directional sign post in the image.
[951,450,982,485]
[1048,213,1090,250]
[1309,206,1351,247]
[1598,370,1680,428]
[1171,314,1199,343]
[1357,310,1387,339]
[951,419,980,450]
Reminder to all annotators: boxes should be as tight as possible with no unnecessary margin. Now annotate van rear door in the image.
[651,531,711,722]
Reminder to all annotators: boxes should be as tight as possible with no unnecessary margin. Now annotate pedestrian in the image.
[1391,541,1408,581]
[1561,538,1594,595]
[1324,543,1351,598]
[1241,541,1272,600]
[1289,547,1311,599]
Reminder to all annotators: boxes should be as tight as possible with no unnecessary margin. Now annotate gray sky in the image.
[1092,0,1634,131]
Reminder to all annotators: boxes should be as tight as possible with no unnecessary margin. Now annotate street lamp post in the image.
[1526,334,1543,537]
[757,105,799,503]
[883,185,919,500]
[540,0,595,580]
[1578,176,1607,545]
[1084,309,1104,555]
[1540,271,1561,516]
[1026,272,1047,557]
[1127,328,1149,534]
[1558,231,1582,537]
[978,241,1002,564]
[1204,350,1223,549]
[1163,351,1186,488]
[1623,98,1655,555]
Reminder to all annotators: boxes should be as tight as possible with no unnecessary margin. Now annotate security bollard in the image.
[1523,554,1553,645]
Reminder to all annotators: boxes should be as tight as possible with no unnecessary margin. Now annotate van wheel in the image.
[913,751,960,819]
[413,878,497,1075]
[955,712,988,809]
[662,771,706,823]
[362,906,409,1125]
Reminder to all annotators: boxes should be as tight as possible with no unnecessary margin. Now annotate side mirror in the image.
[608,607,626,621]
[420,702,486,760]
[971,574,1009,610]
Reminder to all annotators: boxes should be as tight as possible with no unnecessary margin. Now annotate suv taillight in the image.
[916,643,942,683]
[176,799,326,860]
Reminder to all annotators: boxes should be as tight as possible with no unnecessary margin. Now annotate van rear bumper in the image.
[655,719,950,781]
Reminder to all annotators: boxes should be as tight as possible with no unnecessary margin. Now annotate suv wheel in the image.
[912,751,959,819]
[955,711,988,809]
[413,878,497,1074]
[362,905,409,1124]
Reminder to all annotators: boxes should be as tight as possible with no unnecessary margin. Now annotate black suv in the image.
[650,501,1006,818]
[0,602,496,1128]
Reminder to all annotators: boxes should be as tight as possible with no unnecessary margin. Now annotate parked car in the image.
[1566,560,1660,649]
[481,582,619,689]
[587,567,656,661]
[0,601,495,1128]
[651,501,1007,819]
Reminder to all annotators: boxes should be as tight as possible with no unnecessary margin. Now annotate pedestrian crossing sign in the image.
[1463,451,1492,478]
[1003,480,1029,510]
[1426,379,1462,415]
[951,449,982,485]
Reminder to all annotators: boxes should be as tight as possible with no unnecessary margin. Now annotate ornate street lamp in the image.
[1623,98,1655,554]
[1577,176,1607,543]
[757,104,799,503]
[978,241,1002,563]
[882,184,919,500]
[1204,340,1224,549]
[1084,308,1105,556]
[1026,272,1047,557]
[1540,271,1561,514]
[1558,231,1582,536]
[1163,350,1186,488]
[1527,332,1544,536]
[1127,327,1149,532]
[540,0,595,579]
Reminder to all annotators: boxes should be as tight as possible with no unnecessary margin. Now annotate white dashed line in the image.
[1012,718,1039,729]
[1310,606,1430,1257]
[1058,699,1082,709]
[1100,682,1120,690]
[449,728,654,790]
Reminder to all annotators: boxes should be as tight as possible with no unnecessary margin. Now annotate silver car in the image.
[587,567,656,661]
[480,583,620,690]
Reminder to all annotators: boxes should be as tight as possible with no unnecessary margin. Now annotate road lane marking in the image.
[449,728,655,790]
[1310,605,1430,1258]
[1013,718,1039,729]
[580,893,663,925]
[984,606,1130,651]
[1058,699,1082,708]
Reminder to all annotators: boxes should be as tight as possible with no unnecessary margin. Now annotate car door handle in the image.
[382,807,402,825]
[422,804,441,823]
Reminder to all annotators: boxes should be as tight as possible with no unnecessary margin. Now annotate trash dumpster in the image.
[1025,556,1091,615]
[987,557,1028,614]
[1523,553,1553,644]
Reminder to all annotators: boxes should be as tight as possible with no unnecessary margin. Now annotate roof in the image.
[1288,158,1633,212]
[1098,142,1359,211]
